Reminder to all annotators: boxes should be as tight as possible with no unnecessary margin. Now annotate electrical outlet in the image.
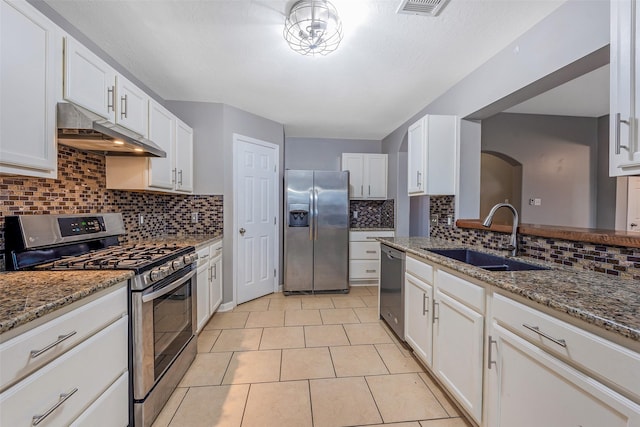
[534,198,542,206]
[191,212,199,223]
[447,215,453,226]
[138,214,144,225]
[430,214,439,225]
[353,211,358,219]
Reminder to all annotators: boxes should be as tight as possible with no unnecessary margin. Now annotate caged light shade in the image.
[284,0,343,56]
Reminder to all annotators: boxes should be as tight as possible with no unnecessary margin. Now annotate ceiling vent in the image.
[397,0,450,17]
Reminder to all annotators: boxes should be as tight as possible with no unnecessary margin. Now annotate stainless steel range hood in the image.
[57,103,166,157]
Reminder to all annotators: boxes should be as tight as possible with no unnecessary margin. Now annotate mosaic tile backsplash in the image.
[350,199,394,229]
[429,195,640,281]
[0,145,223,270]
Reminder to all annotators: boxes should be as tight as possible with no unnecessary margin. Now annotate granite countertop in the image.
[379,237,640,344]
[0,234,222,337]
[0,270,133,336]
[350,227,395,232]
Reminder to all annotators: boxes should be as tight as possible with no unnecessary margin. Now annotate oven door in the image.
[131,266,196,400]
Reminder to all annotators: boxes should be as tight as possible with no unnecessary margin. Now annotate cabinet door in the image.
[341,153,364,198]
[404,273,433,367]
[148,100,175,190]
[610,0,640,176]
[210,253,223,314]
[433,290,484,423]
[196,261,210,333]
[407,118,426,195]
[364,154,387,199]
[426,115,456,195]
[115,75,148,136]
[486,323,640,427]
[63,37,115,121]
[175,119,193,193]
[0,0,57,177]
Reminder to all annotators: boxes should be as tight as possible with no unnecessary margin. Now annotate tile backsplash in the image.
[429,195,640,280]
[350,199,394,229]
[1,145,223,270]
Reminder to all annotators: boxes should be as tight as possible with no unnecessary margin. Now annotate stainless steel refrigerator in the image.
[284,170,349,293]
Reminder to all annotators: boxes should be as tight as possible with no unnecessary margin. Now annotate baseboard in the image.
[218,301,235,312]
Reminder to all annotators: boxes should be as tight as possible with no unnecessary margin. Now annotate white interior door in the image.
[235,135,278,304]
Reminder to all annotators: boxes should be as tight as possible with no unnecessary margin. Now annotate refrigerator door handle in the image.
[309,189,314,241]
[314,189,319,240]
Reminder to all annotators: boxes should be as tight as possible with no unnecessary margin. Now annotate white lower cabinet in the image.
[486,324,640,427]
[196,240,223,332]
[486,292,640,427]
[349,230,394,283]
[433,272,484,424]
[0,284,128,427]
[404,271,433,367]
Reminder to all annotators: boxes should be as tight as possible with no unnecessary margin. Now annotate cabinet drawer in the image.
[436,270,484,314]
[197,245,210,267]
[492,293,640,402]
[210,240,223,260]
[349,260,380,279]
[70,372,129,427]
[0,285,127,391]
[0,317,128,427]
[350,242,380,260]
[349,230,394,242]
[406,256,433,284]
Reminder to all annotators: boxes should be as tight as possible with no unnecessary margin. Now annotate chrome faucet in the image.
[482,203,519,257]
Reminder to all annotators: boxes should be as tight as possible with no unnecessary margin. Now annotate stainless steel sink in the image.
[425,248,549,272]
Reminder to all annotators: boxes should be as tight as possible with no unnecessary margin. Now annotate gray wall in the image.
[285,137,381,171]
[597,115,617,229]
[381,0,609,233]
[482,113,598,227]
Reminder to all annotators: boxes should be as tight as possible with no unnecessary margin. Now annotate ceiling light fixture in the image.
[284,0,343,56]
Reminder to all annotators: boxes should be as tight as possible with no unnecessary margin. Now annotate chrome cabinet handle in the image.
[522,323,567,347]
[365,236,378,240]
[107,86,115,112]
[422,293,429,315]
[365,269,376,273]
[120,94,128,119]
[208,264,212,282]
[172,168,177,184]
[32,388,78,426]
[178,170,183,186]
[432,301,439,323]
[365,250,377,254]
[213,264,217,279]
[487,336,497,370]
[615,113,630,155]
[30,331,77,358]
[239,228,246,236]
[368,185,371,196]
[417,171,422,188]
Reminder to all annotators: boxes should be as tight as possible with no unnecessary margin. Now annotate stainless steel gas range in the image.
[5,213,198,427]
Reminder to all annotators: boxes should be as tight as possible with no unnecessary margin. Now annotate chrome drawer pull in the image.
[487,336,497,369]
[365,236,378,240]
[30,331,77,358]
[365,250,377,254]
[365,269,376,273]
[433,301,439,323]
[522,324,567,347]
[32,388,78,425]
[422,294,429,315]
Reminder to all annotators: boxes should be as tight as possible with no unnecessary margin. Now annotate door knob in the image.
[239,228,246,236]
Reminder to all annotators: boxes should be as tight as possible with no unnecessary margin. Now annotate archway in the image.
[480,151,522,225]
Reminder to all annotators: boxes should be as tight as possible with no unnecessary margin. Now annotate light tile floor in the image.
[153,286,471,427]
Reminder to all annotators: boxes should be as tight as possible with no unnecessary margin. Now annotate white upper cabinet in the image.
[0,0,58,178]
[63,36,116,121]
[64,36,148,136]
[148,100,175,190]
[116,75,148,137]
[610,0,640,176]
[407,114,457,196]
[175,118,194,193]
[106,101,193,194]
[341,153,387,199]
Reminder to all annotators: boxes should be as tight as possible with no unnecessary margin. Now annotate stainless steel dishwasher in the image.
[380,244,405,340]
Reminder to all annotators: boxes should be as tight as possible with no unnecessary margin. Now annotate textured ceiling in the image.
[44,0,566,139]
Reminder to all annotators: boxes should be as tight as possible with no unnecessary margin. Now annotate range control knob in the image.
[172,259,185,270]
[150,269,164,282]
[183,253,198,264]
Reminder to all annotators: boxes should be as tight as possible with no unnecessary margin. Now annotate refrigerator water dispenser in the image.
[288,204,309,227]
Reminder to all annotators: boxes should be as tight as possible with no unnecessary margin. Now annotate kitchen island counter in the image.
[0,270,133,338]
[380,237,640,346]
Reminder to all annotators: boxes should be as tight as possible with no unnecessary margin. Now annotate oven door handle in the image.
[142,270,196,303]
